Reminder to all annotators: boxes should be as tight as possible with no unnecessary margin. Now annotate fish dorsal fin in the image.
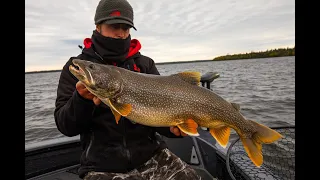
[231,102,241,111]
[175,71,201,86]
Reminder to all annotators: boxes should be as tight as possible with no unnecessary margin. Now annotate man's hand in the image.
[76,81,101,106]
[170,126,187,136]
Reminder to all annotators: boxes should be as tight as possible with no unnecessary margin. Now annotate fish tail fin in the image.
[240,120,283,167]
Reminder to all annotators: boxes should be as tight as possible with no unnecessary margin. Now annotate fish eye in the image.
[89,64,95,69]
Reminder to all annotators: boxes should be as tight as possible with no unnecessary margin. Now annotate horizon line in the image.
[25,59,213,73]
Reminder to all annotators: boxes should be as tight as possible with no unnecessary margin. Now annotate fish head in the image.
[69,59,123,98]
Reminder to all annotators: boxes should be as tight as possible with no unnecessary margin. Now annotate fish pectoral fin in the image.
[110,108,122,124]
[108,99,132,117]
[230,102,241,111]
[175,72,201,86]
[101,98,111,106]
[209,126,231,148]
[101,98,122,124]
[177,119,199,136]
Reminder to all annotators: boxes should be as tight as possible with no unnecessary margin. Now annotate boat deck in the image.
[26,134,220,180]
[28,164,216,180]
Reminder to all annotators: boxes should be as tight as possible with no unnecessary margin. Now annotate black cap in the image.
[94,0,137,30]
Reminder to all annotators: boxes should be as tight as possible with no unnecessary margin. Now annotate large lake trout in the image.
[69,59,282,167]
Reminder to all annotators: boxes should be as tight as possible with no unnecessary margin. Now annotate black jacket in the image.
[54,38,181,178]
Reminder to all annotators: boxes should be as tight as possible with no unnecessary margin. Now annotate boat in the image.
[25,72,295,180]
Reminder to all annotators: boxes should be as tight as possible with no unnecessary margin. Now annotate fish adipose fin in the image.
[209,125,231,148]
[175,72,201,86]
[240,120,283,167]
[177,119,199,136]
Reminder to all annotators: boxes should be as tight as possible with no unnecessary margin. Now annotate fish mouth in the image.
[69,60,93,85]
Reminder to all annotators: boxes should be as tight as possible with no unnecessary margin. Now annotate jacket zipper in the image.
[85,130,94,159]
[92,57,132,165]
[95,52,103,61]
[85,108,97,160]
[123,65,132,165]
[121,117,131,166]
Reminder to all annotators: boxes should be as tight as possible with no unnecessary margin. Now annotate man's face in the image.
[97,23,131,39]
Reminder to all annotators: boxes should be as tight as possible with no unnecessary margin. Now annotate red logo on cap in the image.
[110,10,121,16]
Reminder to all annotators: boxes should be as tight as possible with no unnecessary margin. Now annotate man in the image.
[54,0,201,179]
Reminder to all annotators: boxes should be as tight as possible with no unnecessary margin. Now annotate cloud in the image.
[25,0,295,72]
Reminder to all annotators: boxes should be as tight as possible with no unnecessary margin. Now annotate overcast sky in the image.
[25,0,295,72]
